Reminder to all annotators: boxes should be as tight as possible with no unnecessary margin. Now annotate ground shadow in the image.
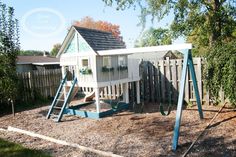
[129,60,189,114]
[208,115,236,129]
[0,101,50,118]
[190,137,236,157]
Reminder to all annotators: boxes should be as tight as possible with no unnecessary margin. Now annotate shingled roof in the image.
[74,26,126,51]
[17,56,60,65]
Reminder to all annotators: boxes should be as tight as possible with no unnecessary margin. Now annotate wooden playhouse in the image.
[47,26,141,121]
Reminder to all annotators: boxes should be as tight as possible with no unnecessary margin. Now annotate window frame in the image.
[103,56,112,68]
[81,58,89,67]
[118,55,127,66]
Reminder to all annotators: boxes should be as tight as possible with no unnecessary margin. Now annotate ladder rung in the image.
[57,99,64,101]
[52,117,59,122]
[50,113,59,117]
[53,107,62,110]
[59,92,68,95]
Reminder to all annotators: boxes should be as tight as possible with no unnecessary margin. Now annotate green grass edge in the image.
[0,138,51,157]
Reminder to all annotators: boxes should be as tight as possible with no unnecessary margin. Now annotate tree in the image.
[50,43,61,57]
[0,0,20,106]
[135,27,172,47]
[103,0,236,53]
[73,16,122,39]
[19,50,45,56]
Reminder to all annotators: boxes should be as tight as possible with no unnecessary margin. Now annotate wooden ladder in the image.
[46,74,77,122]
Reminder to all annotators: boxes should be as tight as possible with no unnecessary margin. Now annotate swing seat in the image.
[159,103,172,116]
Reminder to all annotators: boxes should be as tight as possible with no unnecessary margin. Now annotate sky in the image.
[3,0,182,51]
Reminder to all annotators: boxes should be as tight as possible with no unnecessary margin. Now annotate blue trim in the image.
[172,50,204,151]
[64,102,129,119]
[57,77,77,122]
[64,109,100,119]
[188,52,204,119]
[46,73,67,119]
[69,101,95,110]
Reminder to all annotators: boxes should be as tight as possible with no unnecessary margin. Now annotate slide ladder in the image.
[46,75,77,122]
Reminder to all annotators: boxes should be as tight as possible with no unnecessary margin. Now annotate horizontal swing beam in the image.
[97,44,192,56]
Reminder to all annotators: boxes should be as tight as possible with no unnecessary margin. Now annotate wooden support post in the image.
[95,87,100,113]
[10,99,15,117]
[220,87,225,104]
[197,58,202,102]
[61,66,67,99]
[112,85,116,99]
[172,50,204,151]
[160,60,165,102]
[136,81,140,104]
[123,83,129,103]
[188,53,203,119]
[172,50,189,151]
[171,60,177,102]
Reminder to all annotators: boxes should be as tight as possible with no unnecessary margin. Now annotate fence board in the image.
[171,60,177,102]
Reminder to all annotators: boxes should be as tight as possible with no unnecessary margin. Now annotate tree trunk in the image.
[209,0,222,46]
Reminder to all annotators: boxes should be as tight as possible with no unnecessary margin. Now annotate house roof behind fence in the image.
[17,56,60,65]
[74,26,126,51]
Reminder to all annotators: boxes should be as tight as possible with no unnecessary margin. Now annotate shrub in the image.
[204,41,236,106]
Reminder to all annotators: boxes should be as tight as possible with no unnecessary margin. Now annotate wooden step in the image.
[53,106,62,110]
[50,113,59,118]
[56,99,64,101]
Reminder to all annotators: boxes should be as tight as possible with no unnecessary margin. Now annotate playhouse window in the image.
[103,56,111,68]
[118,56,126,66]
[82,59,89,67]
[65,35,76,54]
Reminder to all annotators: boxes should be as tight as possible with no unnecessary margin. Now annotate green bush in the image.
[204,41,236,106]
[79,67,92,75]
[102,66,114,72]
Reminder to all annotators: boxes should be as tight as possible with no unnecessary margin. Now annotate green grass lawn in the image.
[0,138,51,157]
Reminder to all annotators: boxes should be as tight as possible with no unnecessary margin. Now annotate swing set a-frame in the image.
[135,44,204,150]
[171,46,203,150]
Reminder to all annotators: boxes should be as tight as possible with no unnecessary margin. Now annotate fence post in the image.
[28,71,35,101]
[171,60,177,102]
[196,58,202,103]
[220,87,225,104]
[159,60,165,102]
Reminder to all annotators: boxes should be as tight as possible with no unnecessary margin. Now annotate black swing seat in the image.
[159,103,172,116]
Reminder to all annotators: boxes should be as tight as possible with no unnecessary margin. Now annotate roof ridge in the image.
[73,25,112,34]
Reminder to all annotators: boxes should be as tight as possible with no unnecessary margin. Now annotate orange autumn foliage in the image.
[73,16,121,39]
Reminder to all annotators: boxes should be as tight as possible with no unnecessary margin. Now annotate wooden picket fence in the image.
[137,57,224,105]
[17,69,62,103]
[138,57,201,104]
[17,58,222,105]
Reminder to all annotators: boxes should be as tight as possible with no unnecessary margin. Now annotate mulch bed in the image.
[0,103,235,157]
